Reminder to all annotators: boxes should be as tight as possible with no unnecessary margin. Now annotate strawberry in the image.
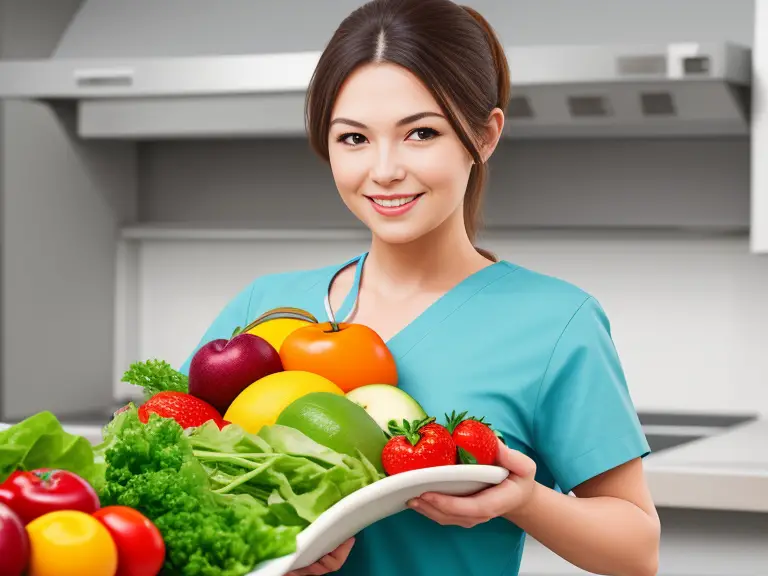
[445,410,500,465]
[138,391,229,430]
[382,417,457,475]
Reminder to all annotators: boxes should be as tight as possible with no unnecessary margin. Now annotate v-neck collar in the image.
[324,252,517,358]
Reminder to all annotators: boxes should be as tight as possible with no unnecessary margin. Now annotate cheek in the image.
[329,149,367,197]
[412,143,472,199]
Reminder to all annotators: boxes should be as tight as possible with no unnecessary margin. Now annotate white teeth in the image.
[372,196,417,207]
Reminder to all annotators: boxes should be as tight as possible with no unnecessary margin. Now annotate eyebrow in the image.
[329,111,446,129]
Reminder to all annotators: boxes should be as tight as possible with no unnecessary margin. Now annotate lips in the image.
[365,193,424,217]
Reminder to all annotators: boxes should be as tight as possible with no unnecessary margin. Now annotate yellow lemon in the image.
[242,307,317,351]
[224,370,344,434]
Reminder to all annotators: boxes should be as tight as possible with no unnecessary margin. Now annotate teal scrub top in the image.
[179,253,651,576]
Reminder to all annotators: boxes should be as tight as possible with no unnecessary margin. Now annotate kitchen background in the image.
[1,0,767,574]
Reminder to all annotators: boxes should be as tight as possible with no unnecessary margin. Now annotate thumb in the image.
[495,440,536,479]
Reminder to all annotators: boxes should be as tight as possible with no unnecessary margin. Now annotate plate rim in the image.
[248,464,509,575]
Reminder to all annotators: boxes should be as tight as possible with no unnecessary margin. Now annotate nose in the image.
[370,145,406,186]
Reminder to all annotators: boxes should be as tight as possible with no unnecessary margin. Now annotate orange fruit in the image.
[279,322,398,393]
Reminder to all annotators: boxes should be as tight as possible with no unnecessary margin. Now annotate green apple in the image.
[346,384,428,432]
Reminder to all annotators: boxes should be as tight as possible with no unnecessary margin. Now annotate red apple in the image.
[0,502,29,576]
[188,333,283,413]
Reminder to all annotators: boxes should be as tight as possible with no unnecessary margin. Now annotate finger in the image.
[300,537,355,574]
[319,545,351,572]
[409,497,465,526]
[319,555,343,572]
[327,537,355,564]
[292,564,328,576]
[330,537,355,559]
[495,442,536,478]
[420,480,511,518]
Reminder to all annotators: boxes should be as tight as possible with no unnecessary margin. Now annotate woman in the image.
[180,0,660,574]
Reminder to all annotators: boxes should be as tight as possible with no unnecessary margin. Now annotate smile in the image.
[366,193,425,216]
[370,194,421,207]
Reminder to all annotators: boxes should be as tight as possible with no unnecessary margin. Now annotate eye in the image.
[407,127,440,141]
[337,133,368,146]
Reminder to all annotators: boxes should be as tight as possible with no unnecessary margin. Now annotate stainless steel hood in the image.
[0,0,752,140]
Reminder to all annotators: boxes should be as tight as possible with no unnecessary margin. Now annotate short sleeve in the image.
[177,282,257,376]
[533,296,650,494]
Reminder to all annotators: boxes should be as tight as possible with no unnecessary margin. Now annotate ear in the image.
[478,107,505,164]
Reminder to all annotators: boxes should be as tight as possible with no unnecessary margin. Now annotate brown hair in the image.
[305,0,510,259]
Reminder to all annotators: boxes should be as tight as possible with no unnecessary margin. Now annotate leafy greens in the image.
[97,405,383,575]
[121,358,189,400]
[0,411,105,490]
[98,406,300,576]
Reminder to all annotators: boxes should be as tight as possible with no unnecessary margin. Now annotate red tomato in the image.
[0,469,100,525]
[93,506,165,576]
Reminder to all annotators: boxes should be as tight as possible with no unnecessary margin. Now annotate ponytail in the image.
[461,6,511,261]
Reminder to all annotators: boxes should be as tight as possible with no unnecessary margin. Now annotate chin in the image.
[366,219,440,246]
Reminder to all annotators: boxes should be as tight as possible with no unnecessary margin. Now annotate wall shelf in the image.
[120,223,751,242]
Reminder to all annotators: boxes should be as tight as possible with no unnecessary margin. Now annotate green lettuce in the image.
[0,411,105,491]
[188,421,383,526]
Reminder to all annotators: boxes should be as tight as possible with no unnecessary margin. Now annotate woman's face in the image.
[327,63,478,245]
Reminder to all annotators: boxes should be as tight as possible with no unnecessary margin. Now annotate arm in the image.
[507,457,660,576]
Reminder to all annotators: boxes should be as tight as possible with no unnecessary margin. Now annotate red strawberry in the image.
[445,411,500,465]
[382,417,457,475]
[138,391,229,430]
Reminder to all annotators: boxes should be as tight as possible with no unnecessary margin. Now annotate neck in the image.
[364,210,494,292]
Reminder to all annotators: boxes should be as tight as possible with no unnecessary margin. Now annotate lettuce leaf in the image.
[188,422,384,526]
[0,411,105,491]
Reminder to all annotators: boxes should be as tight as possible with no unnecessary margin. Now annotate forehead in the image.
[331,62,442,123]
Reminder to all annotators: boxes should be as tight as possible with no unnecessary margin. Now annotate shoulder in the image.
[465,261,612,364]
[491,261,605,325]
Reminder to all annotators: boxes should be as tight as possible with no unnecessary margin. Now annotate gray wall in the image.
[0,0,137,420]
[138,137,751,231]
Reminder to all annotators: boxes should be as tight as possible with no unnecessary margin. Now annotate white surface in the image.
[247,465,509,576]
[644,418,768,512]
[753,0,768,253]
[120,232,768,416]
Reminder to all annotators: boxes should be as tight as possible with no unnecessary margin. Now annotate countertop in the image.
[643,417,768,513]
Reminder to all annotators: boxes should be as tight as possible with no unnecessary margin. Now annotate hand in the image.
[285,537,355,575]
[407,439,538,528]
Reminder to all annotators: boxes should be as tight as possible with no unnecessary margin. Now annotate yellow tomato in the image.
[224,370,344,434]
[26,510,118,576]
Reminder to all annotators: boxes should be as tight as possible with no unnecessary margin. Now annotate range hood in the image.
[0,1,752,140]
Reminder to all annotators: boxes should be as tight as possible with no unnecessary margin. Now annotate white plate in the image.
[247,464,509,576]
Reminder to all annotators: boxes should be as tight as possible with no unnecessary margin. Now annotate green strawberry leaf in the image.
[458,447,478,465]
